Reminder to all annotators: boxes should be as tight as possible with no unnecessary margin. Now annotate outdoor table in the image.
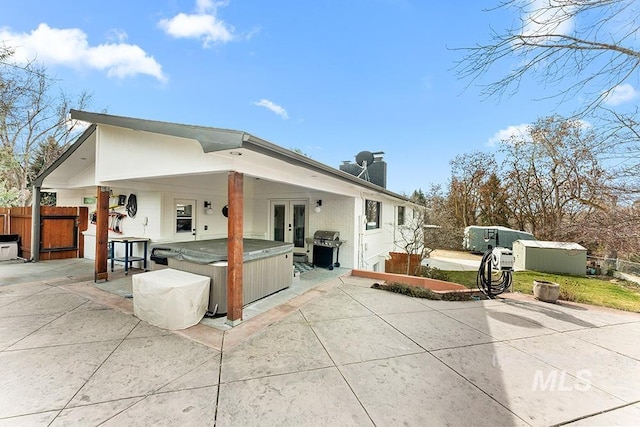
[109,237,150,275]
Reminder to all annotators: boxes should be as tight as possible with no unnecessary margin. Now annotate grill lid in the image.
[313,230,340,241]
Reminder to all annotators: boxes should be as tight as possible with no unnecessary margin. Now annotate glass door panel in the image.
[175,199,196,240]
[273,203,286,242]
[292,203,306,249]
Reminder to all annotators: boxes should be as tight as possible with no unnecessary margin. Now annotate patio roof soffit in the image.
[33,123,97,188]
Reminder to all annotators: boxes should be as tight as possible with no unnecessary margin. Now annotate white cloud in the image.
[488,124,530,147]
[196,0,228,13]
[158,0,234,47]
[0,23,166,82]
[253,99,288,119]
[605,83,638,106]
[105,28,128,43]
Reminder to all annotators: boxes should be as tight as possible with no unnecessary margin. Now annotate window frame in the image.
[397,205,406,226]
[365,199,381,230]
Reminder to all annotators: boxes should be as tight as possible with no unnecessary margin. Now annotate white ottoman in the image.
[132,268,210,330]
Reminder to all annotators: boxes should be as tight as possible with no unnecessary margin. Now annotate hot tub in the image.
[150,238,294,314]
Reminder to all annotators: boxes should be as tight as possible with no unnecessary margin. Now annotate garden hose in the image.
[477,248,513,298]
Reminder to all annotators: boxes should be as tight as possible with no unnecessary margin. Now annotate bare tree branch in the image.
[0,48,92,206]
[455,0,640,115]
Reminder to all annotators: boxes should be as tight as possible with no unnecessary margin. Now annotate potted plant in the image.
[533,280,560,303]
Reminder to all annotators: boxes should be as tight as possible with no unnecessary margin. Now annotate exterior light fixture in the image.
[315,200,322,213]
[204,201,213,215]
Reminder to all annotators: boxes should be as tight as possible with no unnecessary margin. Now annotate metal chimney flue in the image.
[339,151,387,188]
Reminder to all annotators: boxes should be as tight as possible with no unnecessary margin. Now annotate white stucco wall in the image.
[95,127,233,181]
[308,195,356,269]
[358,197,396,272]
[54,188,160,260]
[251,179,357,269]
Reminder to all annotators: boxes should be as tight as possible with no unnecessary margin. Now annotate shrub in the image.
[418,266,449,281]
[371,282,439,299]
[371,281,475,301]
[441,292,473,301]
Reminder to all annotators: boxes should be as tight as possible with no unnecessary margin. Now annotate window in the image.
[365,199,381,230]
[176,203,193,233]
[397,206,405,226]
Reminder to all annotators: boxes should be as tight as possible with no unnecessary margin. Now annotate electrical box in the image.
[492,247,514,271]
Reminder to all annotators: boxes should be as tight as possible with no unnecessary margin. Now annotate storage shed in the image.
[513,240,587,275]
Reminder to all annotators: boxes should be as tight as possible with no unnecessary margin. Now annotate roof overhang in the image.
[35,110,409,202]
[70,109,247,153]
[33,123,96,188]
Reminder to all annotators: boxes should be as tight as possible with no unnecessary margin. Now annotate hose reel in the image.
[477,247,514,298]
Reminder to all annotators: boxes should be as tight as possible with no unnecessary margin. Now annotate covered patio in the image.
[32,110,414,327]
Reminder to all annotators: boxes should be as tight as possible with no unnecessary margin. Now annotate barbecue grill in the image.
[307,230,346,270]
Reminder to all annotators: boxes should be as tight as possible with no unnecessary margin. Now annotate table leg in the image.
[143,241,148,271]
[124,240,130,275]
[110,241,114,272]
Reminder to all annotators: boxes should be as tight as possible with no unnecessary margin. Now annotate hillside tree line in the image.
[414,115,640,258]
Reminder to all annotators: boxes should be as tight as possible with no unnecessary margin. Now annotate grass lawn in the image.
[441,270,640,312]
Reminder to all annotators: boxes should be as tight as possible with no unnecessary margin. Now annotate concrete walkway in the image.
[1,260,640,426]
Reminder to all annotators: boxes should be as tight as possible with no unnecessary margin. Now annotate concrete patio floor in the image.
[1,259,640,426]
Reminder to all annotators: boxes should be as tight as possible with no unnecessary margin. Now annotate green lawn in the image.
[441,270,640,312]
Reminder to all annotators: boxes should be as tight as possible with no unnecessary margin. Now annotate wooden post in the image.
[31,187,41,261]
[95,187,110,282]
[78,206,89,258]
[226,172,244,325]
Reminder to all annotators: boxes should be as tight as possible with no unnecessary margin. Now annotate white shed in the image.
[513,240,587,275]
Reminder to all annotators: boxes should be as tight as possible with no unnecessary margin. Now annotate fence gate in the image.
[0,206,88,260]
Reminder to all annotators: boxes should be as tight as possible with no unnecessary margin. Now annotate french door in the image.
[270,200,307,251]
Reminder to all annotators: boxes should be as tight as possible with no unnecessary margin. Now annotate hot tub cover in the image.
[132,268,210,330]
[151,238,294,264]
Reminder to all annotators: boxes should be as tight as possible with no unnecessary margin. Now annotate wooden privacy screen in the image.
[7,207,32,259]
[0,206,88,260]
[385,252,423,276]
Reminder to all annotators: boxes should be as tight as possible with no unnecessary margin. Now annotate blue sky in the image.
[1,0,636,195]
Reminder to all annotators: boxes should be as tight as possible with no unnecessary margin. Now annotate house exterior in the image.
[33,110,418,321]
[512,240,587,275]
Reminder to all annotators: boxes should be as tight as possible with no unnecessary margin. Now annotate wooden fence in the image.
[385,252,423,276]
[0,206,89,260]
